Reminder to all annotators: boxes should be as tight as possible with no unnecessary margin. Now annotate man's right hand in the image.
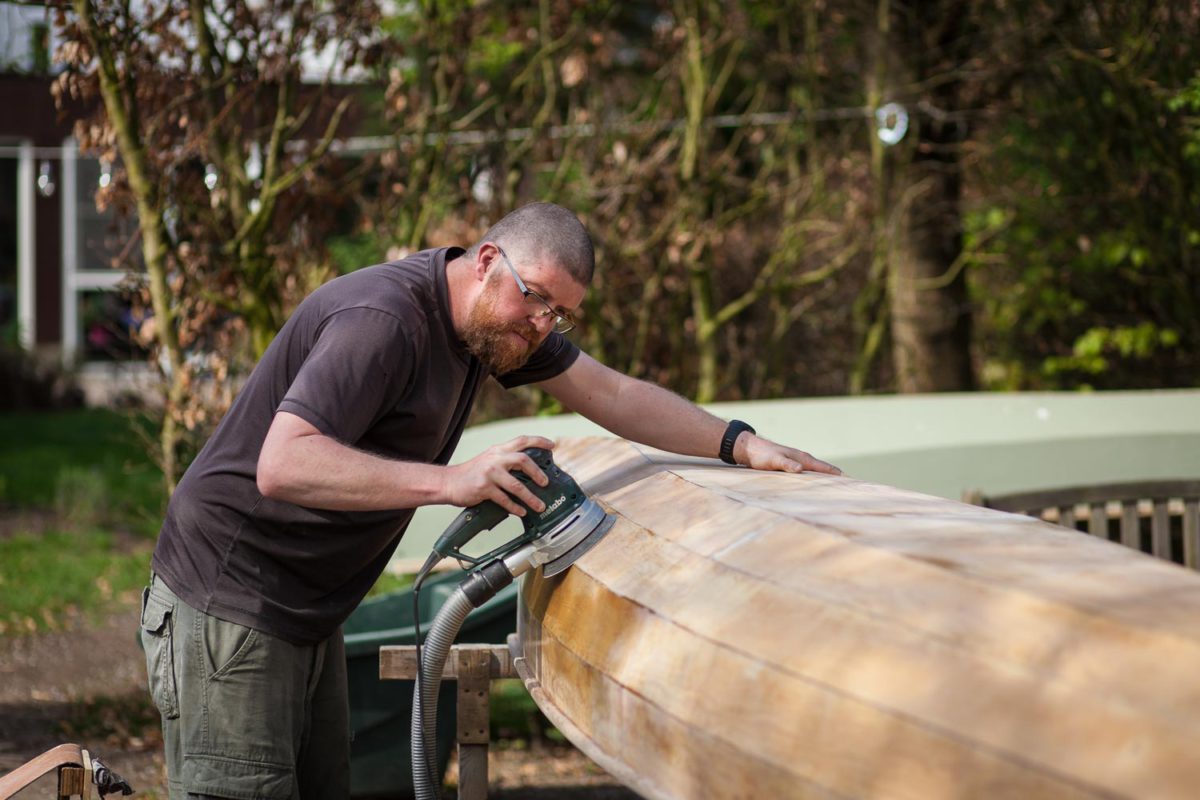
[440,437,555,516]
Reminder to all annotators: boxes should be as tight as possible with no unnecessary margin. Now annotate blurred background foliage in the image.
[53,0,1200,487]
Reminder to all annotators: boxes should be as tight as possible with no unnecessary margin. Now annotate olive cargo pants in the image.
[140,574,350,800]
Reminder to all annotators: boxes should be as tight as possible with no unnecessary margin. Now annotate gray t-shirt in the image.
[152,247,580,643]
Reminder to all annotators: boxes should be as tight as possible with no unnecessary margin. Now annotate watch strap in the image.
[719,420,755,465]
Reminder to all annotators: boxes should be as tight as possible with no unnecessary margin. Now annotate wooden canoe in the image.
[513,437,1200,800]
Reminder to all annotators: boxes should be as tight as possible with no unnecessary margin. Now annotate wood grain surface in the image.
[514,437,1200,800]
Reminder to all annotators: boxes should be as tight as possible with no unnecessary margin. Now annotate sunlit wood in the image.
[514,437,1200,800]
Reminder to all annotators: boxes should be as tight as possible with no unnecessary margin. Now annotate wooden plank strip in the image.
[456,747,487,800]
[455,648,492,800]
[58,765,88,800]
[379,644,513,681]
[455,649,492,745]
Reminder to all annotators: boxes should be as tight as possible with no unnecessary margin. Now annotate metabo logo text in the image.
[539,494,567,518]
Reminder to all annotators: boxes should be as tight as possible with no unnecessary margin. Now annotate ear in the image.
[474,242,499,282]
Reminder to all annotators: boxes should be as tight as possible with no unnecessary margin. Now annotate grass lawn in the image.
[0,408,163,529]
[0,408,163,635]
[0,408,433,632]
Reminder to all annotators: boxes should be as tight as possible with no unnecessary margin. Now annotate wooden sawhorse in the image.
[380,641,518,800]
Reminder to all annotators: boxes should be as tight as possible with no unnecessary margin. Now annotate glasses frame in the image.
[494,245,577,334]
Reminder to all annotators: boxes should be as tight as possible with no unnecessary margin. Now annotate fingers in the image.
[456,437,559,515]
[796,452,843,476]
[779,450,841,476]
[745,437,843,476]
[514,435,556,452]
[472,455,542,515]
[488,471,540,516]
[504,456,548,513]
[495,437,554,488]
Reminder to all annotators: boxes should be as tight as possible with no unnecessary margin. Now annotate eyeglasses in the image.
[495,245,577,334]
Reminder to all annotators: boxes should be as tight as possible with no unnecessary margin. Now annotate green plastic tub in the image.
[342,570,519,798]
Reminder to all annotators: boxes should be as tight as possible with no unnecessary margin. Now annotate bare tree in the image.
[55,0,386,491]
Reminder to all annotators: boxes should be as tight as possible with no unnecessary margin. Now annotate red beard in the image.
[462,294,540,375]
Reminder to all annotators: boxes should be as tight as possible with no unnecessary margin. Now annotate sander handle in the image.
[434,500,510,561]
[432,447,552,564]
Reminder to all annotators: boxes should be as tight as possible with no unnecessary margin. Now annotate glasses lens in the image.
[553,317,575,334]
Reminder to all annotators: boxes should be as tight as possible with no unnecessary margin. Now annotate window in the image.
[62,141,144,364]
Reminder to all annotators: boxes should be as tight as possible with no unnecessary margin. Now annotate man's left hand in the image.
[736,434,843,476]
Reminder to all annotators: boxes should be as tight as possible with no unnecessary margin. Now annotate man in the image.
[141,202,839,799]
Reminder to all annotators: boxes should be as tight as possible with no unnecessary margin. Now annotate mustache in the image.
[505,321,539,345]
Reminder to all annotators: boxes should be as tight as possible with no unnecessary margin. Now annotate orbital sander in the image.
[423,446,615,578]
[409,447,615,800]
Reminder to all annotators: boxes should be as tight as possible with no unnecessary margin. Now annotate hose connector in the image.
[460,559,514,607]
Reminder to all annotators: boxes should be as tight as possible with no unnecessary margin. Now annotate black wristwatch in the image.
[719,420,755,465]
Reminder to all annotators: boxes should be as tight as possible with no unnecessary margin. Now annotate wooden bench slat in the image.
[1120,502,1141,549]
[1088,502,1107,538]
[1152,500,1172,561]
[981,480,1200,513]
[1059,505,1076,530]
[1185,500,1200,570]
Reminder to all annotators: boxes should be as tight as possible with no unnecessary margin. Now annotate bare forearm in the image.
[543,355,841,475]
[258,412,557,514]
[257,431,446,511]
[590,378,726,459]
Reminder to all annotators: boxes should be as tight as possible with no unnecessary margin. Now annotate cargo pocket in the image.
[201,612,258,682]
[140,586,181,719]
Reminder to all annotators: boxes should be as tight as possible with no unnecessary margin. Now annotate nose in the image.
[528,311,556,334]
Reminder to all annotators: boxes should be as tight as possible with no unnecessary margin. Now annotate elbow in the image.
[256,449,290,499]
[257,411,321,501]
[256,470,279,499]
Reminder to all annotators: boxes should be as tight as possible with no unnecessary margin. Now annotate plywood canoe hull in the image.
[514,437,1200,800]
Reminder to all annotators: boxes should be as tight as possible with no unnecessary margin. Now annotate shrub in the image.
[0,345,84,411]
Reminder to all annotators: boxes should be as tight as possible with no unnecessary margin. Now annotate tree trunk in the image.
[678,12,719,403]
[851,0,893,394]
[887,111,975,392]
[76,0,189,492]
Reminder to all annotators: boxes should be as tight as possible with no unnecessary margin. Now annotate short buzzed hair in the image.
[470,202,595,285]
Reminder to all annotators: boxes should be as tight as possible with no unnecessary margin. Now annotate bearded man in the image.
[140,202,839,800]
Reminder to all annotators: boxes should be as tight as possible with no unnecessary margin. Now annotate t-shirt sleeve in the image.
[496,332,581,388]
[278,307,415,444]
